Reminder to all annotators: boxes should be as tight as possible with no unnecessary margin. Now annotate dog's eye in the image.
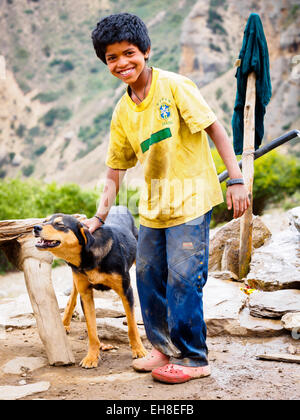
[55,223,65,228]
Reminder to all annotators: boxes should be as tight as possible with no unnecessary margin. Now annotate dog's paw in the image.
[79,354,99,369]
[64,325,71,335]
[132,346,148,359]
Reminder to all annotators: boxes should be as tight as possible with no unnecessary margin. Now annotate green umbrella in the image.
[232,13,272,155]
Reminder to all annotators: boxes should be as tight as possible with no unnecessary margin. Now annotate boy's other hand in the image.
[83,217,103,234]
[226,184,251,219]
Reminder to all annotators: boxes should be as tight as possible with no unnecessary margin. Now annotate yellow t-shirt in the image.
[106,67,224,228]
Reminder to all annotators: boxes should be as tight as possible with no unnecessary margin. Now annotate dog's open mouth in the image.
[36,239,61,249]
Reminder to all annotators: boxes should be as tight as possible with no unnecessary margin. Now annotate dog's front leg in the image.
[62,277,78,334]
[73,273,100,368]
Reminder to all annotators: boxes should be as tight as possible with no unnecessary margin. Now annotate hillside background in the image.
[0,0,299,189]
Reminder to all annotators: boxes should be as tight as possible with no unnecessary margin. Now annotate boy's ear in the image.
[78,224,95,251]
[145,46,151,60]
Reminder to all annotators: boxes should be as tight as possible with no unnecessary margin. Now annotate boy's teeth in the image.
[121,69,133,75]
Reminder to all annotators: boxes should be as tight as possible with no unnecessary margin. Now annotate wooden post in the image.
[0,217,76,366]
[239,72,256,279]
[17,235,75,365]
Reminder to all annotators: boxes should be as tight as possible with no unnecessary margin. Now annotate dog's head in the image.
[33,214,95,265]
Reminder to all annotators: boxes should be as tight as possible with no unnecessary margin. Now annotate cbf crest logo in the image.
[160,103,170,119]
[157,98,173,125]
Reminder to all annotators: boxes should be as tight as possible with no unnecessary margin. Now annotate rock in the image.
[209,270,239,282]
[63,131,74,141]
[96,318,147,343]
[281,312,300,332]
[0,293,70,329]
[78,297,125,321]
[204,276,248,336]
[220,238,240,276]
[1,357,48,374]
[209,216,271,274]
[239,307,285,337]
[0,382,50,400]
[288,206,300,233]
[246,228,300,291]
[248,290,300,319]
[11,154,23,167]
[1,314,36,329]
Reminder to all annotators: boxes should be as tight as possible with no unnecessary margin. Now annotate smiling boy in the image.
[85,13,249,384]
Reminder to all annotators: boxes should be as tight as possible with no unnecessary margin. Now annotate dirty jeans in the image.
[136,210,212,367]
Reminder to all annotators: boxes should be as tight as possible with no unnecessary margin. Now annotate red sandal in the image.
[151,363,211,384]
[132,348,169,372]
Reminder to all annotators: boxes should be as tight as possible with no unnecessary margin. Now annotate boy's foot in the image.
[132,348,169,372]
[151,363,211,384]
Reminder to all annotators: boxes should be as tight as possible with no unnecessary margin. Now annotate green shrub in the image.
[16,124,26,137]
[34,91,61,103]
[28,126,40,137]
[34,145,47,156]
[41,107,72,126]
[16,48,29,60]
[0,179,99,220]
[216,87,223,100]
[49,59,62,67]
[22,164,35,177]
[66,80,75,91]
[210,149,300,226]
[59,60,74,73]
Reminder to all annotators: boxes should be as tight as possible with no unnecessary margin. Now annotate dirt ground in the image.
[0,321,299,401]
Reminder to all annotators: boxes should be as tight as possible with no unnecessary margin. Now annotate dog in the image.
[33,205,147,368]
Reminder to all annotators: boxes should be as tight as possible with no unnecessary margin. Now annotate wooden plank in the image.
[239,72,256,279]
[0,219,43,242]
[256,353,300,364]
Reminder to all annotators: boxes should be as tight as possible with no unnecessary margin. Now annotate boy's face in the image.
[105,41,150,85]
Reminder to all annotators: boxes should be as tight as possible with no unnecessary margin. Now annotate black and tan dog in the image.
[33,205,147,368]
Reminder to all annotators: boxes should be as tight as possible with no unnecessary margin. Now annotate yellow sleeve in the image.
[105,109,138,170]
[171,76,217,134]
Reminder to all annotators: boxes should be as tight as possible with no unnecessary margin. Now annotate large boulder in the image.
[209,216,271,276]
[281,312,300,334]
[246,226,300,291]
[248,290,300,319]
[288,206,300,233]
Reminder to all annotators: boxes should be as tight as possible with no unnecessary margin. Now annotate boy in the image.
[85,13,250,384]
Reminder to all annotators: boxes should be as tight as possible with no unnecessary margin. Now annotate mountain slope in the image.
[0,0,299,187]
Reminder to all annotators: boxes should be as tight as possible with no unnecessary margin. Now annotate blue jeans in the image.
[136,210,212,367]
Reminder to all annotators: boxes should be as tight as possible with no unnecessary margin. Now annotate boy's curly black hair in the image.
[91,13,151,64]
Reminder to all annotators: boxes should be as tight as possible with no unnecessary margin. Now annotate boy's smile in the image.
[105,41,150,92]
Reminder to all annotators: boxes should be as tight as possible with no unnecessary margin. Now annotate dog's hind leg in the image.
[118,274,147,359]
[62,277,78,334]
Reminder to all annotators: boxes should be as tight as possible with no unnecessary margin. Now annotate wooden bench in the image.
[0,218,75,366]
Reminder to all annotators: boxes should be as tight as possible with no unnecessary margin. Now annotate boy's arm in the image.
[205,120,250,219]
[84,167,126,233]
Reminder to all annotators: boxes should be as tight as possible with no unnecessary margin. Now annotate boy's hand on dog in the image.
[83,217,103,233]
[226,184,251,219]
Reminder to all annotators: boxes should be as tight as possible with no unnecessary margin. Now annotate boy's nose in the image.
[117,56,129,68]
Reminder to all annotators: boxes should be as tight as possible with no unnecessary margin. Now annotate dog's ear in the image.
[78,224,95,251]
